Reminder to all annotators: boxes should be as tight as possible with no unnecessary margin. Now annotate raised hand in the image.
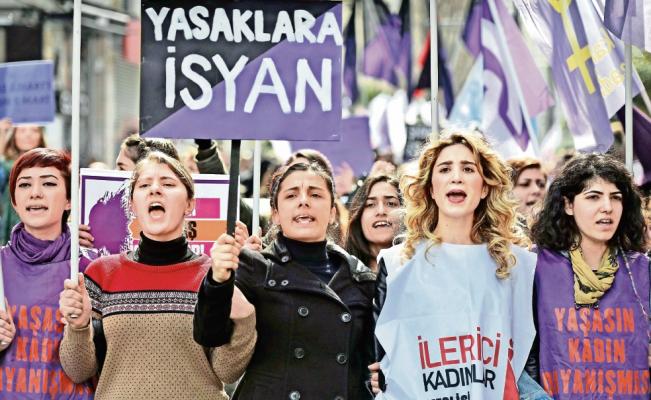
[59,273,92,329]
[210,222,247,283]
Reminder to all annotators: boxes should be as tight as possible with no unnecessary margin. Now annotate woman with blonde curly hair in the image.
[370,130,541,400]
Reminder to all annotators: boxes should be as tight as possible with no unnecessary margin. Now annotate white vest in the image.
[375,241,537,400]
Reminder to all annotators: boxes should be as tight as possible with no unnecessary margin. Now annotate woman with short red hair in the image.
[0,148,94,398]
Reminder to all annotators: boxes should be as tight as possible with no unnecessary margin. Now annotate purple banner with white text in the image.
[140,0,343,141]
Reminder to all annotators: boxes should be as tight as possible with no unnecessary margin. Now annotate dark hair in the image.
[121,134,180,164]
[270,162,335,210]
[285,149,334,178]
[345,174,402,266]
[266,162,336,242]
[129,151,194,200]
[531,153,645,252]
[4,126,46,160]
[9,148,71,223]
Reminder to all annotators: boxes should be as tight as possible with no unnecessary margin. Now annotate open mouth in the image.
[148,202,165,216]
[372,220,393,228]
[446,189,467,204]
[293,215,315,224]
[26,205,47,212]
[596,218,613,226]
[525,200,537,207]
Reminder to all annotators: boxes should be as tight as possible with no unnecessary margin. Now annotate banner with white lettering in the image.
[140,0,343,141]
[79,169,230,265]
[375,242,536,400]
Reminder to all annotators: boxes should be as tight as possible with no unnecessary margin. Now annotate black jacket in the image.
[194,236,377,400]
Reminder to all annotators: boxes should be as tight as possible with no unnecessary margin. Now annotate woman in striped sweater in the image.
[58,150,256,399]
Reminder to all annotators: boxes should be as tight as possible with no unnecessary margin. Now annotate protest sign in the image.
[140,0,343,141]
[79,169,230,262]
[290,116,374,176]
[0,61,55,124]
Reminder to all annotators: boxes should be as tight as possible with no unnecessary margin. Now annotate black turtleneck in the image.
[132,233,198,265]
[282,235,340,283]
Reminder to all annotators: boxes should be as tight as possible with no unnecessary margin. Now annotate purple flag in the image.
[515,0,641,152]
[360,0,410,91]
[604,0,651,52]
[463,0,553,151]
[0,60,55,124]
[617,106,651,185]
[290,116,375,176]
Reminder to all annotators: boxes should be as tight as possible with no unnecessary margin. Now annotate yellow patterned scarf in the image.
[570,247,619,307]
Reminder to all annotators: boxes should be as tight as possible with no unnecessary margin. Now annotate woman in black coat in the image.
[194,162,376,400]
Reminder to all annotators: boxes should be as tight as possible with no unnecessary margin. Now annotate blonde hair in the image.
[401,130,528,279]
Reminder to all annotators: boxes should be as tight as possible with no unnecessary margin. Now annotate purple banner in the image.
[140,0,343,141]
[604,0,650,52]
[290,116,374,176]
[0,61,55,124]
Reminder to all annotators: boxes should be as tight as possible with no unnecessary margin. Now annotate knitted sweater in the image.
[59,253,256,400]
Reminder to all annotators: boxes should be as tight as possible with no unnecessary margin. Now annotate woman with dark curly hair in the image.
[528,153,650,399]
[345,174,402,273]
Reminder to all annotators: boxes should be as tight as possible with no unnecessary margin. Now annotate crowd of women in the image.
[0,122,648,400]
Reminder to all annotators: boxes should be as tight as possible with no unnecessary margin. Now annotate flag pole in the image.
[430,0,439,137]
[625,44,633,172]
[486,0,540,155]
[226,140,241,236]
[251,140,261,235]
[70,0,82,279]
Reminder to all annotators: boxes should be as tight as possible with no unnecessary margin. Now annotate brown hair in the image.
[129,151,194,200]
[121,134,180,164]
[507,157,546,184]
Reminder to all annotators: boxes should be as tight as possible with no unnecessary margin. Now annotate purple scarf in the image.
[0,223,94,398]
